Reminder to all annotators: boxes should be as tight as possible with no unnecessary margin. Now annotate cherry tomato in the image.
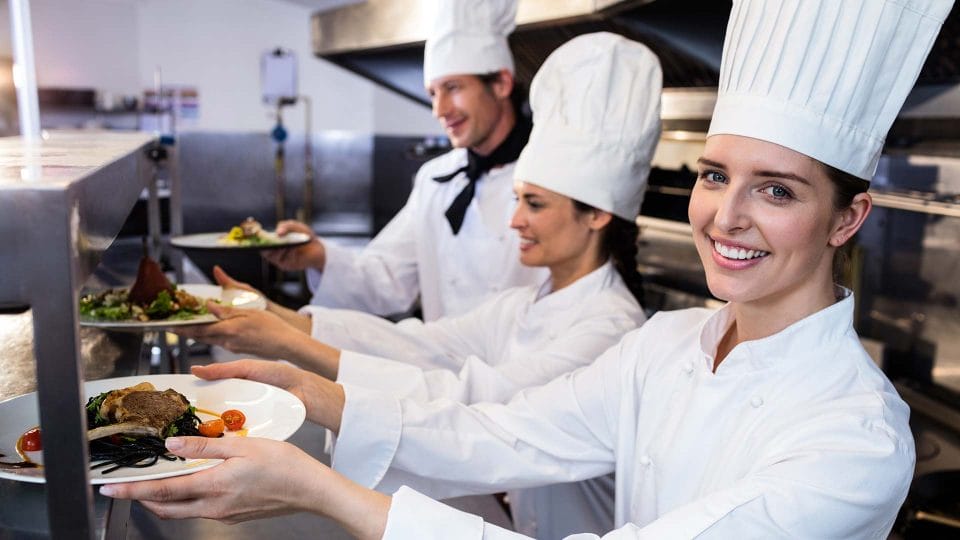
[198,418,225,438]
[221,409,246,431]
[21,427,42,451]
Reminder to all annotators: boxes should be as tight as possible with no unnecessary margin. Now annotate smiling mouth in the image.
[713,240,769,261]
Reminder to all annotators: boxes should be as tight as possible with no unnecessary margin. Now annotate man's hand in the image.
[261,220,326,272]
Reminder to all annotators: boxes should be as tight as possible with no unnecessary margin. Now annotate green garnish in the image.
[85,391,111,427]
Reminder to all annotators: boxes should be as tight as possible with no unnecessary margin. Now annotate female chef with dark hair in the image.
[164,31,663,538]
[102,0,952,537]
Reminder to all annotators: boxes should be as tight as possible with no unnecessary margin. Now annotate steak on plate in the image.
[88,382,190,440]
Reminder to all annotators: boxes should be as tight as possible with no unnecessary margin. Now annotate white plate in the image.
[170,231,311,251]
[80,284,266,330]
[0,374,306,484]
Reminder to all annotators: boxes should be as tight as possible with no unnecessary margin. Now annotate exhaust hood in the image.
[312,0,960,133]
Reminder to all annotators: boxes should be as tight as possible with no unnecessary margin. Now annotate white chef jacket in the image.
[305,262,645,537]
[335,289,915,539]
[306,148,547,321]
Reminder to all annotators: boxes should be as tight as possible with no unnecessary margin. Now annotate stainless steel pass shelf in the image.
[0,130,153,539]
[870,190,960,218]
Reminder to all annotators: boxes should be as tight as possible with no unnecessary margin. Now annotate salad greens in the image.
[79,287,208,322]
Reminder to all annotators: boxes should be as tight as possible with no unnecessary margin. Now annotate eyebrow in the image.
[755,170,811,186]
[696,157,811,185]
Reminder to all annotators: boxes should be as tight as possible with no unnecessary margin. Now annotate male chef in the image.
[262,0,546,321]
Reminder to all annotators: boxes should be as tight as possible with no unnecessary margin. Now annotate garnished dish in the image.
[3,382,248,474]
[169,218,311,252]
[219,217,278,247]
[0,374,306,484]
[79,257,266,329]
[80,256,208,323]
[85,381,242,473]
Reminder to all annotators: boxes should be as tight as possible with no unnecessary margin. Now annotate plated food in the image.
[79,256,265,329]
[0,374,306,484]
[220,217,276,247]
[85,381,241,473]
[81,257,208,323]
[169,218,312,252]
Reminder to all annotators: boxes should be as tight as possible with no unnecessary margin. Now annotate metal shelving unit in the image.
[0,130,153,538]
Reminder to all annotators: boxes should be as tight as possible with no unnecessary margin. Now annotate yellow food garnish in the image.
[227,226,244,240]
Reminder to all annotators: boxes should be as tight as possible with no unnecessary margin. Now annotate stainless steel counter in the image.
[0,130,153,539]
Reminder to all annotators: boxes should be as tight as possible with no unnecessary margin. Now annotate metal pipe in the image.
[9,0,40,141]
[274,105,286,226]
[301,95,314,226]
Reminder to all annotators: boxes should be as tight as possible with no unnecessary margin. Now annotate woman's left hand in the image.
[99,436,327,523]
[210,266,311,334]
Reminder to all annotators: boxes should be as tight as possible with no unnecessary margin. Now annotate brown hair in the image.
[819,162,870,285]
[477,71,529,121]
[572,200,645,305]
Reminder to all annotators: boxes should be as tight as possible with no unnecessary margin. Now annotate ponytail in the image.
[604,217,645,306]
[572,200,645,305]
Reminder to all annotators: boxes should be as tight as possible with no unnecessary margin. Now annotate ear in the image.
[587,210,614,232]
[492,69,514,100]
[829,192,872,247]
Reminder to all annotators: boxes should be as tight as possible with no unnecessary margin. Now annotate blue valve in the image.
[271,123,288,143]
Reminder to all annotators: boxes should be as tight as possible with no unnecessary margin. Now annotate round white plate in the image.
[0,374,306,484]
[80,284,266,330]
[170,231,311,251]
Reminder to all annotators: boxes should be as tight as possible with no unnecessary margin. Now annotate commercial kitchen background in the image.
[1,0,960,538]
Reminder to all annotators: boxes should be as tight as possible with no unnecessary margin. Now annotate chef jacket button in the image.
[683,362,694,374]
[639,455,652,467]
[750,396,764,408]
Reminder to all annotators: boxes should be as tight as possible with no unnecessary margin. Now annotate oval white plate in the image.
[80,284,266,330]
[0,374,306,484]
[170,231,311,251]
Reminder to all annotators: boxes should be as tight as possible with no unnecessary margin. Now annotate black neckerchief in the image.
[433,115,532,234]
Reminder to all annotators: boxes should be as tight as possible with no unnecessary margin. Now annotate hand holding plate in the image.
[173,302,298,359]
[211,265,261,296]
[100,436,327,523]
[101,435,389,535]
[260,220,326,272]
[213,265,312,333]
[192,360,344,429]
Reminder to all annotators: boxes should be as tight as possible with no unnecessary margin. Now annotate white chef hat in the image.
[423,0,517,84]
[513,32,662,221]
[708,0,952,180]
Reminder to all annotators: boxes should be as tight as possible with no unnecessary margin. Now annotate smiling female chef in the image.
[102,0,952,537]
[174,32,663,538]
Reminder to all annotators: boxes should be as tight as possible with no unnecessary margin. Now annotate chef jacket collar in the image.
[433,115,532,235]
[698,286,855,375]
[517,261,619,331]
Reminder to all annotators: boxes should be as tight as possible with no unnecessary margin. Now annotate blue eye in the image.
[699,170,727,184]
[763,184,793,200]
